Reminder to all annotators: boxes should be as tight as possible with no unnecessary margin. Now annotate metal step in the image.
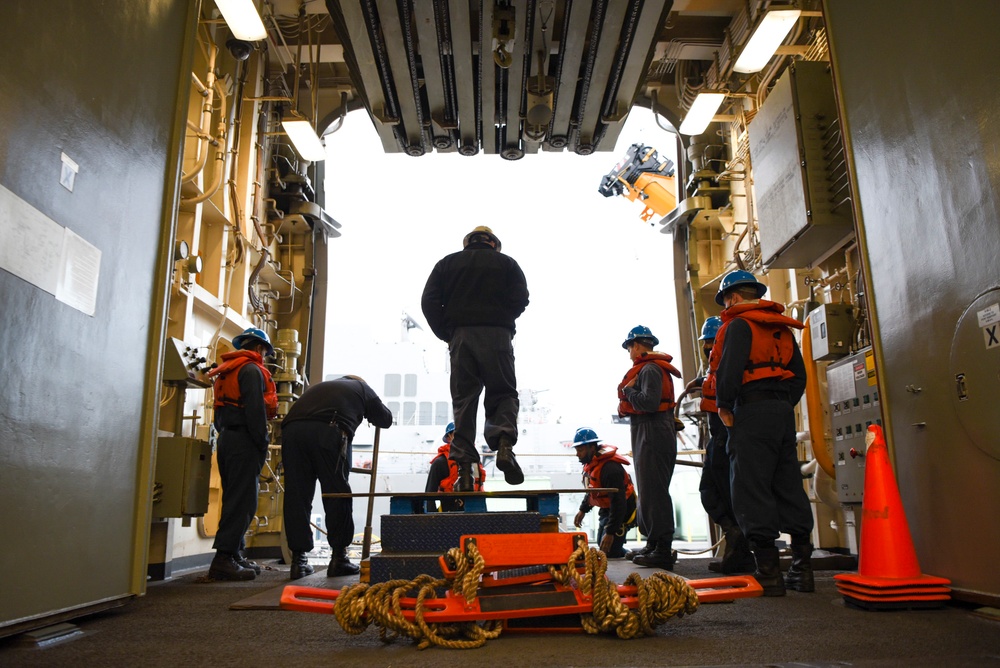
[379,512,543,553]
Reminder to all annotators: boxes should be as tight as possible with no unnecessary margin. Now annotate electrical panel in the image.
[826,347,881,503]
[809,303,855,361]
[748,61,855,268]
[152,436,212,517]
[162,337,212,388]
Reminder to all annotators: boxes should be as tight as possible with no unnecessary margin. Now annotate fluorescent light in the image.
[281,116,326,161]
[215,0,267,41]
[733,9,802,73]
[678,93,727,136]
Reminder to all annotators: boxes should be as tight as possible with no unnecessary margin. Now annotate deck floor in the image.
[2,556,999,667]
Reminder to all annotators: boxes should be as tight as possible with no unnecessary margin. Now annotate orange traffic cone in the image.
[834,425,950,610]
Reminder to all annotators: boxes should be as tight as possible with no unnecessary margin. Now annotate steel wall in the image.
[825,0,1000,599]
[0,0,193,629]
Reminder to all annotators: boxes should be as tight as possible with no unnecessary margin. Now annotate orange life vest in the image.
[711,300,804,385]
[617,352,681,416]
[700,370,718,413]
[208,350,278,419]
[431,443,486,492]
[582,446,635,508]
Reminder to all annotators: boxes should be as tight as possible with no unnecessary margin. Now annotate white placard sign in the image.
[0,182,101,316]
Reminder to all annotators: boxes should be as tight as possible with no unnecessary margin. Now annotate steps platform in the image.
[324,488,614,516]
[328,489,614,585]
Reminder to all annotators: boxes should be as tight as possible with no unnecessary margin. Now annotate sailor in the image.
[712,270,814,596]
[688,316,755,574]
[425,422,486,512]
[617,325,682,569]
[207,327,278,581]
[421,225,530,491]
[280,375,392,579]
[572,428,637,559]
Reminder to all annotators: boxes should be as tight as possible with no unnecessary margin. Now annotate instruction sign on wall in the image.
[0,183,101,316]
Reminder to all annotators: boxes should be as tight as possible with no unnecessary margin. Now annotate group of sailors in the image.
[203,226,814,597]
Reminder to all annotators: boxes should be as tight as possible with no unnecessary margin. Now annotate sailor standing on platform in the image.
[421,226,530,491]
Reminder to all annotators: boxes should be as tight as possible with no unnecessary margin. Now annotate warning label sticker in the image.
[977,303,1000,328]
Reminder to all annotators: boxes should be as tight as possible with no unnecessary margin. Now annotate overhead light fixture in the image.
[281,113,326,162]
[678,92,727,136]
[733,8,802,74]
[215,0,268,41]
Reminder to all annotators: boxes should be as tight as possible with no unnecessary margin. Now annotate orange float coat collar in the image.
[710,300,804,385]
[582,446,635,508]
[209,350,278,419]
[617,352,682,416]
[700,370,718,413]
[431,443,486,492]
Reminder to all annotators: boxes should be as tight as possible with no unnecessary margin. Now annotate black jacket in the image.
[421,242,529,342]
[281,377,392,438]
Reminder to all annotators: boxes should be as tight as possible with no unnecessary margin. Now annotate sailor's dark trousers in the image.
[728,398,813,547]
[448,326,519,464]
[700,411,738,527]
[281,420,354,552]
[630,412,676,546]
[213,428,267,554]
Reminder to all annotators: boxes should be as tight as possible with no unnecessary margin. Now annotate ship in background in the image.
[311,316,709,560]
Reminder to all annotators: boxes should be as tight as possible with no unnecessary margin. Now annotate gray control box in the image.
[826,348,881,502]
[809,303,855,361]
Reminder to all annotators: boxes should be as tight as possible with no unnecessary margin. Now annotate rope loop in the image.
[328,544,699,647]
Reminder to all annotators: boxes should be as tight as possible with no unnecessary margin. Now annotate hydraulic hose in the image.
[801,315,835,478]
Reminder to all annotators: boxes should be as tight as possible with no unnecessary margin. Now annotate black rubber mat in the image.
[380,512,543,552]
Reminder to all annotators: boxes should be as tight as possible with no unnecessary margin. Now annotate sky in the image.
[321,108,687,428]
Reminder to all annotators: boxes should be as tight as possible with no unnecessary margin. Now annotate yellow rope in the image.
[328,542,699,647]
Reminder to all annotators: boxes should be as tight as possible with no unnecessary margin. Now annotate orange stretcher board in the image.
[280,575,761,624]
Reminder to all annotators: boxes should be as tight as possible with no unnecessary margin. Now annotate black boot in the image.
[750,544,785,597]
[625,541,656,561]
[495,436,524,485]
[632,540,676,570]
[235,550,261,575]
[785,543,815,592]
[453,461,475,492]
[720,525,756,574]
[328,548,360,577]
[208,552,256,581]
[290,552,315,580]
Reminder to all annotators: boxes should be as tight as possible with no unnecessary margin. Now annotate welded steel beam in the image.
[600,0,672,150]
[448,0,479,154]
[326,1,399,152]
[375,0,425,154]
[576,1,629,152]
[549,0,591,150]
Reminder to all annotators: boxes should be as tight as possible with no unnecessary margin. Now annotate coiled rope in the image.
[330,541,699,648]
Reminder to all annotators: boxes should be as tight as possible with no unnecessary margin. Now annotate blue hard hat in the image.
[443,422,455,441]
[699,316,723,341]
[232,327,274,356]
[715,270,767,306]
[622,325,659,349]
[573,428,601,447]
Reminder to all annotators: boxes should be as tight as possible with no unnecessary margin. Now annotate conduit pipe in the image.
[183,42,218,184]
[801,314,836,478]
[182,76,231,205]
